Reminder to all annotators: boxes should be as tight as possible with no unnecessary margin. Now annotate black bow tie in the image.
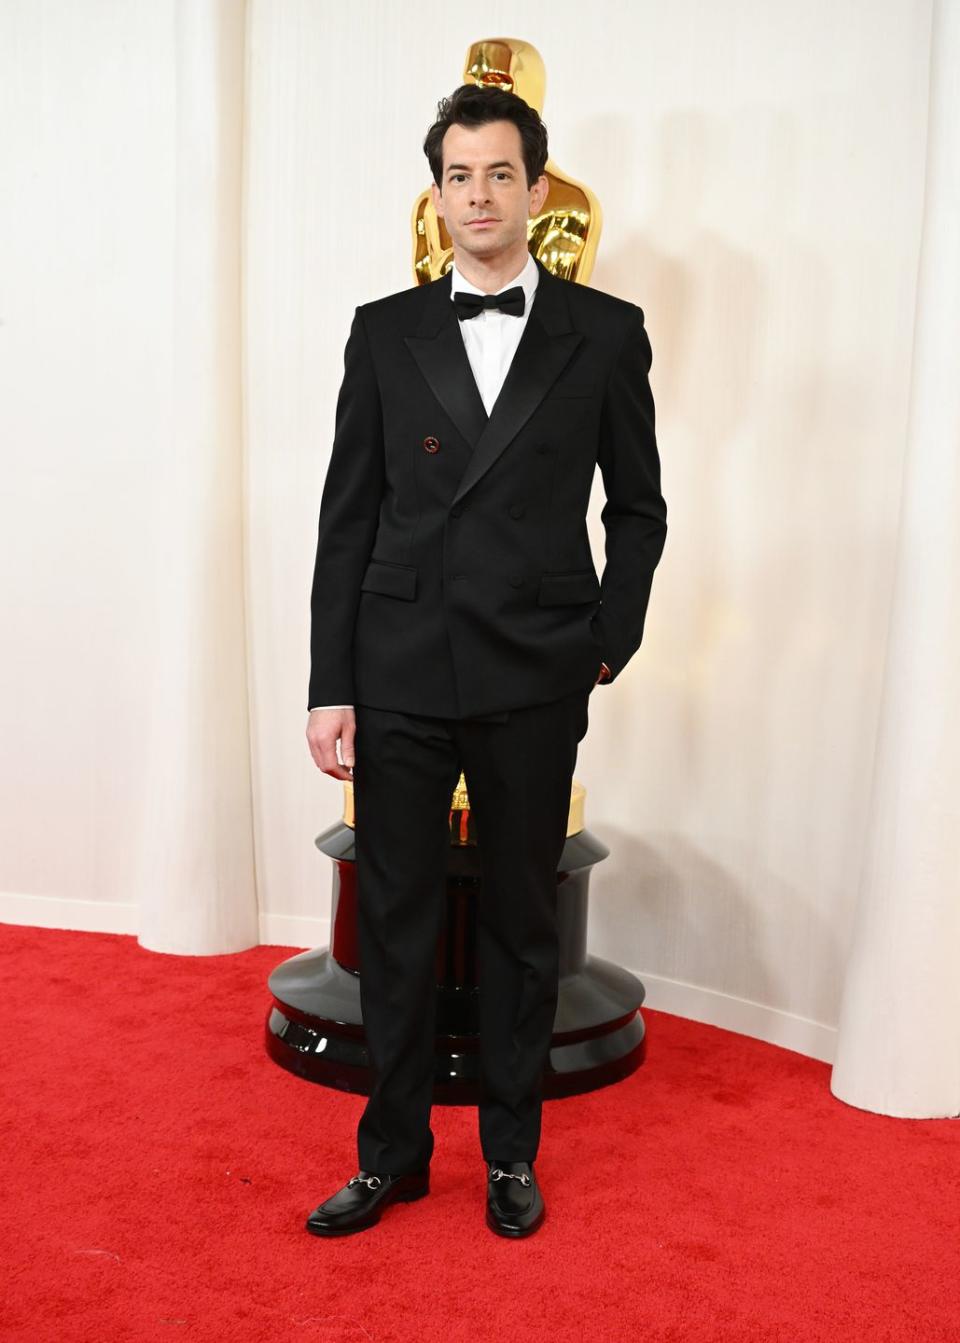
[452,285,525,320]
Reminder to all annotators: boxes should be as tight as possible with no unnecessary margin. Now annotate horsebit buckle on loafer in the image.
[490,1167,531,1187]
[348,1174,382,1190]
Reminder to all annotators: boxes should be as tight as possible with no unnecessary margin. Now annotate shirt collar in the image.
[449,250,539,309]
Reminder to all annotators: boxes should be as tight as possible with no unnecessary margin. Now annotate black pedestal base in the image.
[266,949,646,1103]
[266,805,646,1101]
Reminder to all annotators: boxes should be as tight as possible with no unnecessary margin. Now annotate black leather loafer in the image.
[305,1168,430,1236]
[485,1160,545,1238]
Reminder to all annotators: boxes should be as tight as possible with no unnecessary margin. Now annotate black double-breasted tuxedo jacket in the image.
[308,254,667,720]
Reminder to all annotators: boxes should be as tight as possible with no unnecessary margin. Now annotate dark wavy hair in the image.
[423,83,549,190]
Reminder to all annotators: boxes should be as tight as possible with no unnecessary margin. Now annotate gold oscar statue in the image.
[411,38,602,287]
[402,36,601,821]
[405,36,604,829]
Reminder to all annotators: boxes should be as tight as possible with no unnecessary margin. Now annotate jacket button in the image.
[423,436,440,453]
[508,503,524,518]
[509,575,523,587]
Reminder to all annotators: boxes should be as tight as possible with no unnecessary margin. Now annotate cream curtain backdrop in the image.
[0,0,258,954]
[131,0,259,955]
[830,0,960,1119]
[1,0,955,1116]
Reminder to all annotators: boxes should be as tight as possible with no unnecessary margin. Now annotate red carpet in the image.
[2,923,958,1342]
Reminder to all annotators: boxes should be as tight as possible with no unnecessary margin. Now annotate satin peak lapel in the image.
[403,273,489,451]
[403,258,583,507]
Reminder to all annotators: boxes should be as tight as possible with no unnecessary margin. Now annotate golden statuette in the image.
[411,37,602,286]
[343,38,603,832]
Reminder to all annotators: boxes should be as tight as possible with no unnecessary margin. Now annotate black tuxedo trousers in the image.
[309,255,666,1172]
[353,686,590,1172]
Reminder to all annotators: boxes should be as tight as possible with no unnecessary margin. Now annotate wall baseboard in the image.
[0,892,138,935]
[0,897,836,1064]
[638,968,836,1064]
[0,896,329,953]
[258,911,330,950]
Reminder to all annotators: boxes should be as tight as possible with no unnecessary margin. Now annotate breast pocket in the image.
[360,558,418,600]
[547,377,597,399]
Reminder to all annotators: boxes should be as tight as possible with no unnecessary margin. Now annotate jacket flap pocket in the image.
[360,559,418,600]
[537,569,601,606]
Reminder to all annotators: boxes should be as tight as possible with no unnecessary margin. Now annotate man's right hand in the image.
[306,707,356,780]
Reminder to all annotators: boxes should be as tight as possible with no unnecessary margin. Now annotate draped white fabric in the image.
[2,0,957,1113]
[830,0,960,1118]
[132,0,259,956]
[133,0,259,956]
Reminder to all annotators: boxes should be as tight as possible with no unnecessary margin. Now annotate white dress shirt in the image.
[309,252,540,713]
[447,248,539,415]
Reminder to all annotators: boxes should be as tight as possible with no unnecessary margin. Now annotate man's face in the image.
[431,120,548,263]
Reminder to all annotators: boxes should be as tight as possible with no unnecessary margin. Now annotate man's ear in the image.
[431,180,444,218]
[529,173,549,215]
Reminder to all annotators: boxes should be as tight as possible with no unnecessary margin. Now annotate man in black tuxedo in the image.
[304,83,666,1238]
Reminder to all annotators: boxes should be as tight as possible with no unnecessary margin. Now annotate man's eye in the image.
[448,173,510,183]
